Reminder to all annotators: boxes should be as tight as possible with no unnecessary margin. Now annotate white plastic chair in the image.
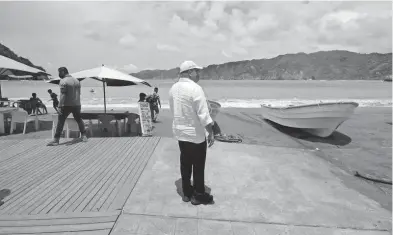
[125,113,141,136]
[52,114,67,138]
[98,114,117,137]
[52,115,93,138]
[10,110,37,134]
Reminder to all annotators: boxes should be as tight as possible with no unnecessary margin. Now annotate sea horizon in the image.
[1,80,392,109]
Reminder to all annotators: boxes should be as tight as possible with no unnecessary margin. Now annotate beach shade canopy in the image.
[0,55,49,99]
[47,65,151,113]
[0,55,48,76]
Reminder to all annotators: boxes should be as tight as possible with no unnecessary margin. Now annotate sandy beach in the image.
[2,105,391,212]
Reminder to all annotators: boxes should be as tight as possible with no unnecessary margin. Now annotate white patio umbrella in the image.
[0,55,49,99]
[0,55,47,76]
[47,65,151,113]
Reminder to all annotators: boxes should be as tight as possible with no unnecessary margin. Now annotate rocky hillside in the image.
[0,43,46,78]
[131,50,392,80]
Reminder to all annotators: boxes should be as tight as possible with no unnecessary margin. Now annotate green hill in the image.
[131,50,392,80]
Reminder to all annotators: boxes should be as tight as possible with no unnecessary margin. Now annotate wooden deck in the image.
[0,137,160,234]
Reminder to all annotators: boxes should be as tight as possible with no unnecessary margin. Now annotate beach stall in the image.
[48,65,151,136]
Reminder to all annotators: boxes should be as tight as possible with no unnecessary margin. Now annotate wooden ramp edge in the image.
[0,211,118,234]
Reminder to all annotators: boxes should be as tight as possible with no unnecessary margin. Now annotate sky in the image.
[0,1,391,76]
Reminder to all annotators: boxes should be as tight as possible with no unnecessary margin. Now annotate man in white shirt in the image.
[169,61,215,205]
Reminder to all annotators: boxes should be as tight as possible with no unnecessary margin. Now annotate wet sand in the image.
[1,106,391,211]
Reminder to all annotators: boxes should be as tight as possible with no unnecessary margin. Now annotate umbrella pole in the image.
[103,80,107,113]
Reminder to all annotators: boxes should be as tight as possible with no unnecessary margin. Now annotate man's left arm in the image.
[158,95,161,108]
[193,88,213,127]
[59,81,67,107]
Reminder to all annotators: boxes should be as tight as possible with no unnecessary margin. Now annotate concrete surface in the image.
[111,137,392,234]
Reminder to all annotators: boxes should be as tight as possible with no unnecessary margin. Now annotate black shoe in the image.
[182,195,191,202]
[191,192,214,205]
[81,135,88,142]
[47,139,59,146]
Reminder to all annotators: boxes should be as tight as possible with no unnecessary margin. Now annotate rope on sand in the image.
[214,134,243,143]
[354,171,392,185]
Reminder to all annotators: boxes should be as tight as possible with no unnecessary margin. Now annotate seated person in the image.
[30,93,48,115]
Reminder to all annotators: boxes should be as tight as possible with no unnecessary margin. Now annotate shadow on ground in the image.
[0,189,11,207]
[263,119,352,146]
[175,178,211,198]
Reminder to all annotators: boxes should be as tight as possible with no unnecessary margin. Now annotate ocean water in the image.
[1,79,392,109]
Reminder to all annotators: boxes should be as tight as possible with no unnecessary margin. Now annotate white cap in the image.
[179,60,202,73]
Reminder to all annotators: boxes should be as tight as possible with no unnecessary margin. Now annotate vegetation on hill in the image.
[131,50,392,80]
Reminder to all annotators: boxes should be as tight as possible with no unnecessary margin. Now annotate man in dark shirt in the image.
[47,67,87,146]
[146,87,161,122]
[48,89,59,113]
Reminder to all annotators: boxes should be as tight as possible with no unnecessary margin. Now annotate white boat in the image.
[208,100,221,121]
[260,102,359,137]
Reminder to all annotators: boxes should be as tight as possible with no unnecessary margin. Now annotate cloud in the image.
[108,64,138,73]
[120,64,138,73]
[84,30,103,41]
[0,1,390,75]
[239,37,257,47]
[221,50,232,58]
[212,33,227,42]
[118,33,137,48]
[156,43,180,52]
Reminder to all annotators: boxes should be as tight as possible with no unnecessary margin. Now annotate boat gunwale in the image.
[260,101,359,110]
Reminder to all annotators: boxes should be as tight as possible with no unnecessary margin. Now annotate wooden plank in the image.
[0,139,45,167]
[106,137,160,211]
[0,215,117,227]
[81,138,145,212]
[86,137,153,211]
[7,139,116,215]
[0,139,47,163]
[0,139,98,207]
[0,139,24,151]
[90,137,152,211]
[0,139,85,184]
[64,138,144,213]
[0,222,113,234]
[0,142,81,188]
[25,139,122,214]
[13,230,111,235]
[50,138,130,213]
[0,139,109,214]
[2,139,103,187]
[0,142,85,210]
[30,138,140,215]
[0,211,119,221]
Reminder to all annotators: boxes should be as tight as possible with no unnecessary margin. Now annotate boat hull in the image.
[260,102,359,137]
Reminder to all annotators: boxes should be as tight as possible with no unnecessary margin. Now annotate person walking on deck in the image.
[169,60,215,205]
[146,87,161,122]
[47,67,87,146]
[48,89,59,113]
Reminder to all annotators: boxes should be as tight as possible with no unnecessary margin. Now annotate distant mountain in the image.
[131,50,392,80]
[0,43,47,79]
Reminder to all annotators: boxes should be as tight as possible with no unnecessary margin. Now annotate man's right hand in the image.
[207,131,215,147]
[205,122,215,147]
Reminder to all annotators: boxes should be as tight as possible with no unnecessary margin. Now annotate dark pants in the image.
[54,106,86,139]
[53,101,59,112]
[150,105,159,120]
[178,140,207,196]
